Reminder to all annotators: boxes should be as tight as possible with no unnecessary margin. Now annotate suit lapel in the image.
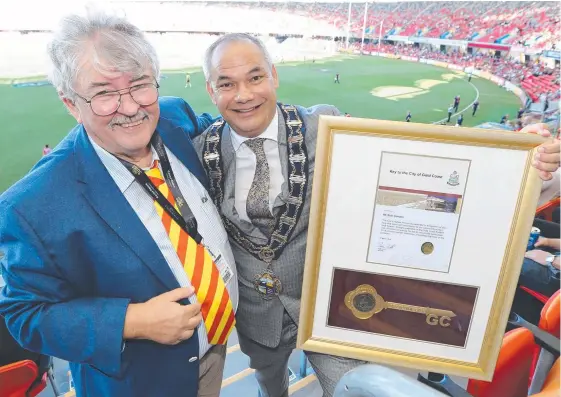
[274,107,290,211]
[219,125,237,221]
[73,127,180,291]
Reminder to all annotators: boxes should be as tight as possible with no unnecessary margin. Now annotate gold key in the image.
[344,284,456,327]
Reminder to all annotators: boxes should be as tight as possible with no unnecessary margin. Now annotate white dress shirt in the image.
[89,137,238,358]
[230,112,285,222]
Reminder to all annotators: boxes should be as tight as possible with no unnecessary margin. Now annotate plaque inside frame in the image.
[297,116,546,381]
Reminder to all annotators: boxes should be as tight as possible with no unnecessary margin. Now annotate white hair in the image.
[203,33,273,81]
[47,9,160,100]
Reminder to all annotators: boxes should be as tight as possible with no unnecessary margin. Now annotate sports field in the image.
[0,55,521,193]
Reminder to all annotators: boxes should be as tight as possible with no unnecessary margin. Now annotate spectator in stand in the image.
[522,236,560,298]
[538,170,561,208]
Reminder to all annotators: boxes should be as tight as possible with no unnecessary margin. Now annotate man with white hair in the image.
[0,10,235,397]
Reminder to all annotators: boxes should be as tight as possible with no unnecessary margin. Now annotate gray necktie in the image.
[245,138,275,236]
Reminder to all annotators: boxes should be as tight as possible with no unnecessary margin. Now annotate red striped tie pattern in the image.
[146,161,235,344]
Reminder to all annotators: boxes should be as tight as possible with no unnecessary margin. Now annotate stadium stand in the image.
[268,1,561,49]
[360,42,559,104]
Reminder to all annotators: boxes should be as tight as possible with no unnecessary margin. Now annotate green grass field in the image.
[0,55,521,193]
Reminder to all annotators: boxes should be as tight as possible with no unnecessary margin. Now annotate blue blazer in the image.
[0,97,214,397]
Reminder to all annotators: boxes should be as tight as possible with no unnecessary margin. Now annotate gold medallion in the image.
[421,242,434,255]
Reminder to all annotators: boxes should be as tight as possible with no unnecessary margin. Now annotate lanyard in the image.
[118,133,202,244]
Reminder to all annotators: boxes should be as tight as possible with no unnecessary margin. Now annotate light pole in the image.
[345,1,352,49]
[360,2,368,52]
[378,18,384,51]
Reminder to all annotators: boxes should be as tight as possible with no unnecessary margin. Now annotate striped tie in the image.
[146,161,235,344]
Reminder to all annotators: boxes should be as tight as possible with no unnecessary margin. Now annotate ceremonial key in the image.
[345,284,456,327]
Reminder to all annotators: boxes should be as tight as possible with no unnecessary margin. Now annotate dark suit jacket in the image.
[193,105,340,347]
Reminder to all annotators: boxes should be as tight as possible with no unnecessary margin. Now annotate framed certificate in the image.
[297,116,546,380]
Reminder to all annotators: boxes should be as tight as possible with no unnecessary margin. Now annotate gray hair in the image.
[47,9,160,100]
[203,33,273,81]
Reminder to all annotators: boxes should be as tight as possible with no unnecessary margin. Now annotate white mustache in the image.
[109,111,149,128]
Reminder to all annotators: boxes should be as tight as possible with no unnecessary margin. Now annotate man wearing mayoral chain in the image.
[192,33,561,397]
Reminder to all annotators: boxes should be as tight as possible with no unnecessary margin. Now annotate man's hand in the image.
[525,249,551,266]
[535,237,561,250]
[521,123,560,181]
[123,287,202,345]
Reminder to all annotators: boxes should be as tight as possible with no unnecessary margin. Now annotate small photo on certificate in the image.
[367,152,471,272]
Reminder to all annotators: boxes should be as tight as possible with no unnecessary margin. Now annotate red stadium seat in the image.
[466,328,535,397]
[536,197,560,223]
[0,359,47,397]
[539,290,560,338]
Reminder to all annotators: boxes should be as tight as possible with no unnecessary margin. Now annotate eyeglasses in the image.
[74,82,160,116]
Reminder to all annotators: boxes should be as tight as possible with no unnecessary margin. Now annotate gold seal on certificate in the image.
[421,242,434,255]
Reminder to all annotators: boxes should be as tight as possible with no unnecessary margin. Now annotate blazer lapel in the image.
[157,118,209,189]
[73,127,180,291]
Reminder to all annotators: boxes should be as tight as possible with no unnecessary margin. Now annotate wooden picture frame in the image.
[297,116,546,380]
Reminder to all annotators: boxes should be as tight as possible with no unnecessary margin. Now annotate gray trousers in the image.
[238,311,366,397]
[198,344,227,397]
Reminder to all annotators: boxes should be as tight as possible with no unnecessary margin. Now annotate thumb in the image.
[538,170,553,181]
[535,237,547,247]
[157,287,195,302]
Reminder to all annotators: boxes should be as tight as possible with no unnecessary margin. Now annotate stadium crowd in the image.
[260,1,560,50]
[357,42,560,106]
